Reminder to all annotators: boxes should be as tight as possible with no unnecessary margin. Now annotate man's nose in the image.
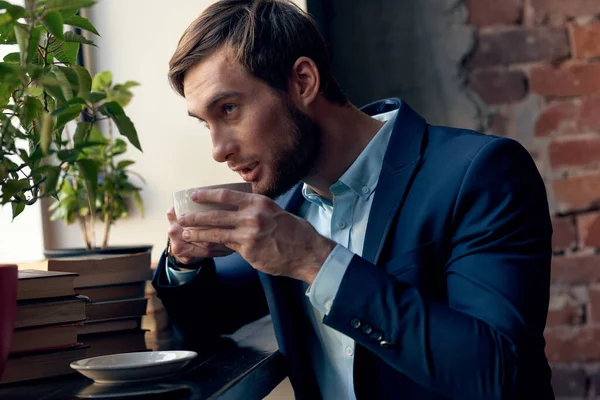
[211,130,239,163]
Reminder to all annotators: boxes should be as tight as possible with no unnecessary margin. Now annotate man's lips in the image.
[230,162,260,181]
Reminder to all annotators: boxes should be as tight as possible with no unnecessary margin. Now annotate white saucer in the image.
[70,351,198,385]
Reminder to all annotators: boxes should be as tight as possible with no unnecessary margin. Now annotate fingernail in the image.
[191,191,198,201]
[178,216,186,226]
[182,230,191,240]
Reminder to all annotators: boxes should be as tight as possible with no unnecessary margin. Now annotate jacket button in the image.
[380,340,394,349]
[369,331,383,341]
[361,324,373,335]
[349,318,361,329]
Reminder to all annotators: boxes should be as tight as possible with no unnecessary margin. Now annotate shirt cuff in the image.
[165,258,202,286]
[306,244,354,315]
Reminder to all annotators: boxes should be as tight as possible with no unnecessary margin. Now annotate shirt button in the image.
[346,346,354,357]
[337,221,346,229]
[362,186,370,194]
[349,318,361,329]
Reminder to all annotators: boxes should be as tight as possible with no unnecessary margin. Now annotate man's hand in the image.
[177,189,336,284]
[167,207,234,265]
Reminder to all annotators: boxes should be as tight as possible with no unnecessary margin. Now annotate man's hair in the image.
[168,0,347,105]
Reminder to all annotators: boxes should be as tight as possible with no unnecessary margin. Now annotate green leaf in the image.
[42,11,64,41]
[51,97,87,115]
[64,31,95,46]
[1,179,29,204]
[46,0,96,11]
[132,190,144,217]
[15,25,42,65]
[13,24,27,64]
[99,101,142,152]
[40,111,54,155]
[49,39,79,65]
[57,149,80,163]
[54,103,83,129]
[11,201,25,220]
[109,139,127,156]
[21,96,44,126]
[116,160,135,169]
[83,91,105,104]
[0,2,26,19]
[92,71,112,92]
[0,13,12,27]
[63,15,99,36]
[42,166,61,195]
[50,65,75,101]
[76,159,99,217]
[73,121,91,145]
[3,52,19,62]
[72,65,91,97]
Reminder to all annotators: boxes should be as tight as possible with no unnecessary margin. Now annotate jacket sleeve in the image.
[152,251,269,351]
[322,137,552,399]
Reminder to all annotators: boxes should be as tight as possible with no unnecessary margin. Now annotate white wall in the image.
[44,0,306,263]
[0,0,45,264]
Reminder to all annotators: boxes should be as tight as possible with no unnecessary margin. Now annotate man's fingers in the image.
[192,188,254,208]
[167,207,178,224]
[182,227,237,245]
[178,210,237,228]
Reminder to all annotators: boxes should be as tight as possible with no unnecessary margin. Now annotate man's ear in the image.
[288,56,320,108]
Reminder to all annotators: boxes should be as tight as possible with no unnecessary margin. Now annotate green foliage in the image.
[1,0,144,249]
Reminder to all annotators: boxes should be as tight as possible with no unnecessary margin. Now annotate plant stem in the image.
[102,192,110,249]
[78,216,91,250]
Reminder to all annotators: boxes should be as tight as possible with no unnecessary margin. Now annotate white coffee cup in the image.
[172,182,253,218]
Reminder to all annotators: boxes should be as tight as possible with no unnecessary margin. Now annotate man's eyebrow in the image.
[206,90,242,110]
[187,90,242,121]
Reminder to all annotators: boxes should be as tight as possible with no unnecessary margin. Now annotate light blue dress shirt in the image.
[165,109,398,399]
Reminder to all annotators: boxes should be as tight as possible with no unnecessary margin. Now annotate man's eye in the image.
[223,104,236,115]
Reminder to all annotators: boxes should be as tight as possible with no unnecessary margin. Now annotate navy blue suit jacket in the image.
[153,98,554,399]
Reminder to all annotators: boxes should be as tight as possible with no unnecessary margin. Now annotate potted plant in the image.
[0,0,147,256]
[46,71,148,257]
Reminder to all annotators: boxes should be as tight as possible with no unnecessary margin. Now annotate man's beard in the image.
[258,101,322,199]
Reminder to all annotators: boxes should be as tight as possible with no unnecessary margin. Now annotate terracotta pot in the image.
[0,264,17,381]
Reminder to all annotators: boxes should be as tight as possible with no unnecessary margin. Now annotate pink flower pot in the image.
[0,264,17,381]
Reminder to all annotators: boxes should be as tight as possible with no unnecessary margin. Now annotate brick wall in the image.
[466,0,600,398]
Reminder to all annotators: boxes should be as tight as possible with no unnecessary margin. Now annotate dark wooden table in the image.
[0,316,287,400]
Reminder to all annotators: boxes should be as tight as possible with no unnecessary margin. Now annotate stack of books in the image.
[1,270,88,384]
[17,252,152,360]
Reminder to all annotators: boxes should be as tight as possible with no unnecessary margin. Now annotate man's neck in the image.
[303,102,385,200]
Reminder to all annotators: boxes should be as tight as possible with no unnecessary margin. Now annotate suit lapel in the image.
[275,183,304,214]
[361,100,427,264]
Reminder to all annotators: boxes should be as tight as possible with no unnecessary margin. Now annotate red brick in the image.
[532,0,600,18]
[535,101,580,137]
[547,288,585,327]
[589,285,600,323]
[470,69,527,105]
[467,27,570,68]
[549,138,600,169]
[531,62,600,97]
[552,217,576,251]
[467,0,521,27]
[578,212,600,248]
[551,255,600,285]
[553,173,600,212]
[545,326,600,362]
[550,366,587,397]
[570,23,600,59]
[578,95,600,131]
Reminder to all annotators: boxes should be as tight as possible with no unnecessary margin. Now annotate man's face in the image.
[183,51,321,199]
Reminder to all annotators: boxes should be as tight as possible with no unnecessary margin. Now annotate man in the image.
[153,0,555,399]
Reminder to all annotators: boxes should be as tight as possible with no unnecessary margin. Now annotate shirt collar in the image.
[302,109,398,204]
